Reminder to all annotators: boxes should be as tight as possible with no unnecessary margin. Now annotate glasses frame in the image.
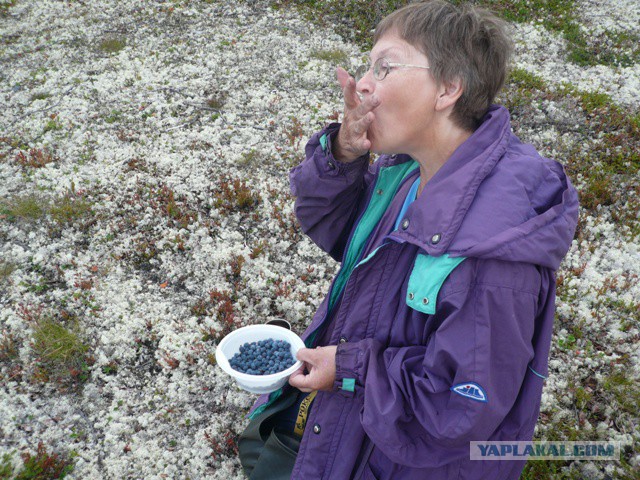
[355,57,430,82]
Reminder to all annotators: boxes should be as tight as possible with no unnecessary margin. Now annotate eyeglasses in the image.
[354,57,430,82]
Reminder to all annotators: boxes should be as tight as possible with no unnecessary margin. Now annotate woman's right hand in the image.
[332,67,379,163]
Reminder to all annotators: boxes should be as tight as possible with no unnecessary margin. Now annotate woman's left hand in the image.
[288,346,337,392]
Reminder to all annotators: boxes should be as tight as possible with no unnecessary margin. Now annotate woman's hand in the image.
[288,346,337,392]
[332,67,378,163]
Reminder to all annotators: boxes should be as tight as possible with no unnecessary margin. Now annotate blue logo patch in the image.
[451,382,488,403]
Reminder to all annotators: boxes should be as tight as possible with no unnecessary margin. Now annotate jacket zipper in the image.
[309,166,419,344]
[306,172,378,344]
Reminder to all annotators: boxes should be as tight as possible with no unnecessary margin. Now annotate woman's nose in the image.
[356,71,374,97]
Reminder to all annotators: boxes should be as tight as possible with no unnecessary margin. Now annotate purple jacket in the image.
[249,105,579,479]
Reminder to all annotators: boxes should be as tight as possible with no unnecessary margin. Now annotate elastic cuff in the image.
[315,123,369,178]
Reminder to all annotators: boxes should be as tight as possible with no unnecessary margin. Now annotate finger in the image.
[295,348,317,364]
[288,367,305,385]
[352,112,374,136]
[356,94,379,116]
[341,76,360,110]
[288,370,314,390]
[336,66,350,90]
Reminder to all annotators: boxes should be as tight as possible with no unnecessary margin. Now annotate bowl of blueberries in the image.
[215,323,305,394]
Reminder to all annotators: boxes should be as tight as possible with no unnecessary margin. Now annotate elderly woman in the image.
[239,1,579,479]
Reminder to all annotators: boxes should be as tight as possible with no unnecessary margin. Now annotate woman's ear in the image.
[435,77,464,112]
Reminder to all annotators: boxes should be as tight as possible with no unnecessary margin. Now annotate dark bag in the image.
[238,390,302,480]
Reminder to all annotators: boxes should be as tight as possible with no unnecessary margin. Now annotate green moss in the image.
[578,174,616,210]
[520,459,581,480]
[0,193,92,228]
[310,48,349,65]
[508,67,547,91]
[559,83,611,112]
[0,194,47,221]
[0,332,19,363]
[104,109,122,124]
[0,261,16,281]
[213,176,260,214]
[49,196,93,226]
[43,117,63,134]
[567,29,640,67]
[0,452,15,478]
[238,149,260,167]
[99,37,126,54]
[29,92,51,102]
[285,0,632,70]
[601,369,640,416]
[31,316,90,386]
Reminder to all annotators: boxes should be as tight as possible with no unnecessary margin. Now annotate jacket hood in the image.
[387,105,579,270]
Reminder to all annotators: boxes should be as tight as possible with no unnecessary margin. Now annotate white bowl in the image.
[215,325,305,394]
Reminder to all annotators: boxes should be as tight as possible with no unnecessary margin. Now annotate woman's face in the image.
[356,32,438,156]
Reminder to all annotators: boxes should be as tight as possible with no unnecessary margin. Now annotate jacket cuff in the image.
[334,340,368,396]
[313,123,370,179]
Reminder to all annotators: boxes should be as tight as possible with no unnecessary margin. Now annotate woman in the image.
[239,1,579,479]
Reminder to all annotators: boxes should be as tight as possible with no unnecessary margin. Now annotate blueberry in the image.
[227,338,295,375]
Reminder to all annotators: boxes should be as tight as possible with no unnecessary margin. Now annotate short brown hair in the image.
[374,1,513,131]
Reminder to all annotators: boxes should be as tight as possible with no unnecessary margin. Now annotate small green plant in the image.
[578,175,616,211]
[0,331,20,363]
[557,333,577,351]
[558,83,611,112]
[238,149,260,167]
[49,195,93,226]
[212,176,260,214]
[0,194,47,222]
[15,148,56,169]
[284,116,305,149]
[150,185,197,229]
[43,114,63,134]
[0,452,15,478]
[199,289,238,342]
[5,442,75,479]
[130,238,159,270]
[30,92,51,102]
[31,315,90,386]
[601,368,640,416]
[520,458,579,480]
[310,48,349,64]
[508,67,546,91]
[204,430,239,462]
[0,261,16,281]
[104,109,122,124]
[99,37,126,54]
[101,361,118,376]
[124,157,148,173]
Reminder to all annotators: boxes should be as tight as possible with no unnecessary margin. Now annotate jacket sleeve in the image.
[289,123,374,263]
[334,274,539,467]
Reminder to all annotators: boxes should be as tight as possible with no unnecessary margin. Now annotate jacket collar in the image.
[383,104,512,256]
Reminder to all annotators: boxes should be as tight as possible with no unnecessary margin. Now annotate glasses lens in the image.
[355,64,368,83]
[373,58,390,81]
